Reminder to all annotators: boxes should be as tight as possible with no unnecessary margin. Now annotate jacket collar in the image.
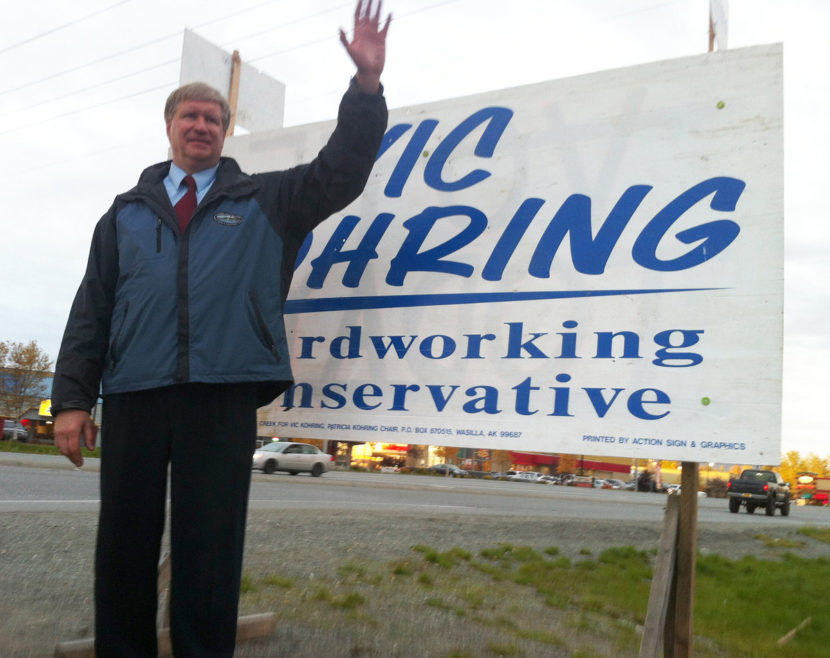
[121,157,258,206]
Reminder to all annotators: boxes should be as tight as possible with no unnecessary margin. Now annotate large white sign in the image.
[224,45,783,464]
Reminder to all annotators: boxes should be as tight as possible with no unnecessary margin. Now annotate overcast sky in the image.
[1,0,827,457]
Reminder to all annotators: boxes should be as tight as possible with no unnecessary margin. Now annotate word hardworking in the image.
[297,322,704,368]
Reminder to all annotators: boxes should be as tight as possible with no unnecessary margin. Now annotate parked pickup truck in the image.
[727,469,791,516]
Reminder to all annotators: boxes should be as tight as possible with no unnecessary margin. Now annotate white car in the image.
[252,441,334,477]
[537,475,559,485]
[508,471,541,483]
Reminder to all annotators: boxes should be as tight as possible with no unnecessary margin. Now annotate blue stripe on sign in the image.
[284,288,723,314]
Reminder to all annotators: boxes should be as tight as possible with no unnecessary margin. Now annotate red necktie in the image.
[174,175,197,233]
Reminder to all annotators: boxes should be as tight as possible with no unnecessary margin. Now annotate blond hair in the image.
[164,82,231,131]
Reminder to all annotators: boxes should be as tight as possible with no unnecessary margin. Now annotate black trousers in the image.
[95,383,258,658]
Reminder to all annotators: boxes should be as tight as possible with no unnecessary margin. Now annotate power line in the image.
[0,1,132,56]
[248,34,331,64]
[1,0,360,124]
[1,0,393,109]
[0,31,178,98]
[0,0,286,98]
[225,2,352,52]
[2,58,179,117]
[248,0,461,64]
[0,81,175,137]
[12,133,165,176]
[1,0,686,188]
[195,0,292,34]
[2,0,679,136]
[1,0,460,139]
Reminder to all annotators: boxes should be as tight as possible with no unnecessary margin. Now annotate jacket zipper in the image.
[109,301,130,365]
[156,218,162,253]
[249,291,280,361]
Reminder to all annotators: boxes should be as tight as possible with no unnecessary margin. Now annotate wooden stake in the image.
[708,8,715,52]
[54,613,277,657]
[639,493,679,657]
[156,552,172,631]
[662,511,679,657]
[55,550,276,656]
[673,462,699,657]
[777,617,812,647]
[226,50,242,136]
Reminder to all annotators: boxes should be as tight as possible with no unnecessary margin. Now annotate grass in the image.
[754,532,806,549]
[239,539,830,657]
[263,573,294,589]
[798,525,830,543]
[0,439,100,458]
[695,552,830,656]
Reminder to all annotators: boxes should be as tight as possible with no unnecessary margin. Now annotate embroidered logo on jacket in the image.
[213,212,244,226]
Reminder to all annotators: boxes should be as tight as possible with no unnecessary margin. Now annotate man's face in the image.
[166,100,226,173]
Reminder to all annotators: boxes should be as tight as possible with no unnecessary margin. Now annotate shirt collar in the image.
[168,161,219,193]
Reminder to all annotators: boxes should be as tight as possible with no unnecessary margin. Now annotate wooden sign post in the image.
[640,463,700,657]
[226,50,241,136]
[673,462,700,656]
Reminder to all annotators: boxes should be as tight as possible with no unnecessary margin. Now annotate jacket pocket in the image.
[109,301,130,365]
[248,291,281,362]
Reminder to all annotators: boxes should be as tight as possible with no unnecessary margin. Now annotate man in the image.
[51,2,390,655]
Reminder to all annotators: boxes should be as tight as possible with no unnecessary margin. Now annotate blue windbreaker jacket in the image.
[51,81,387,413]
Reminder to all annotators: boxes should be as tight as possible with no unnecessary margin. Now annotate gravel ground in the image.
[2,502,828,657]
[2,455,827,656]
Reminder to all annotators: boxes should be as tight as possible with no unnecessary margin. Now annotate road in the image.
[2,455,829,528]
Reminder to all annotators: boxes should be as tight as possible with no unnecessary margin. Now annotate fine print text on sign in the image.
[224,45,783,464]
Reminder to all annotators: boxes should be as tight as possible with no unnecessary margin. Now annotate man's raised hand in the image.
[340,0,391,94]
